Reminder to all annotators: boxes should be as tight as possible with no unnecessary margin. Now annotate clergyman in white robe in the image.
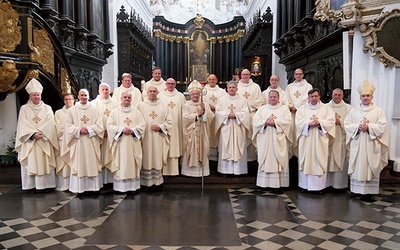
[253,90,292,190]
[215,81,251,175]
[296,89,335,191]
[107,92,146,192]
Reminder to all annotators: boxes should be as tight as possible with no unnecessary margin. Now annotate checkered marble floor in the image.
[1,186,400,249]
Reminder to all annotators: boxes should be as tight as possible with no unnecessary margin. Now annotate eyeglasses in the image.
[242,73,250,75]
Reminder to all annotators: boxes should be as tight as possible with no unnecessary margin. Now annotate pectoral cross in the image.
[103,109,111,117]
[210,95,217,103]
[168,101,176,109]
[243,91,250,99]
[228,104,236,112]
[123,117,132,126]
[80,115,90,124]
[335,112,341,120]
[32,115,41,124]
[310,114,319,121]
[293,91,301,98]
[360,117,370,124]
[149,111,158,120]
[268,114,277,120]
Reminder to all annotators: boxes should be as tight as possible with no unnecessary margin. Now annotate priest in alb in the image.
[138,86,172,191]
[112,73,142,107]
[215,81,251,175]
[203,74,226,161]
[158,78,186,175]
[142,67,166,100]
[237,69,264,161]
[326,88,352,191]
[253,90,292,193]
[54,93,75,191]
[107,92,146,192]
[91,83,119,184]
[65,89,104,193]
[296,88,335,192]
[16,78,58,192]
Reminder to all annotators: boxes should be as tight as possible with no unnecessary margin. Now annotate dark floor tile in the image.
[241,235,263,246]
[267,234,294,245]
[64,223,89,232]
[319,225,345,234]
[37,222,61,231]
[0,231,20,242]
[376,225,400,234]
[263,225,288,234]
[9,243,37,250]
[73,246,102,250]
[291,225,316,234]
[358,235,387,245]
[9,222,34,231]
[347,225,373,234]
[298,235,325,246]
[328,235,357,245]
[41,243,71,250]
[53,232,80,242]
[237,225,259,234]
[389,234,400,243]
[23,232,51,242]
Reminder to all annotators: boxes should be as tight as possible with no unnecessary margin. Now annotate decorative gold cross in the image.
[360,117,370,124]
[335,112,341,120]
[268,114,277,120]
[80,115,90,124]
[103,109,111,117]
[243,91,250,99]
[123,117,132,126]
[168,101,176,109]
[228,104,236,112]
[210,95,217,103]
[293,91,301,98]
[310,114,319,121]
[149,111,158,120]
[32,115,41,124]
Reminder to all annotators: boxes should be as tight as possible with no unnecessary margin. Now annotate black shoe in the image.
[360,194,376,202]
[350,192,362,198]
[270,188,283,195]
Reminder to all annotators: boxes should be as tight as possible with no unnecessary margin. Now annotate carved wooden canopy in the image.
[314,0,400,68]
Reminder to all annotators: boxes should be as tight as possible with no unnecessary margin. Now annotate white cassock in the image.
[137,99,172,186]
[253,103,292,188]
[326,100,352,189]
[65,102,104,193]
[215,94,251,175]
[158,89,186,175]
[107,105,146,192]
[296,101,335,191]
[91,95,119,184]
[203,84,227,161]
[261,87,290,107]
[54,106,72,191]
[15,100,58,190]
[142,78,166,100]
[181,101,215,177]
[112,85,142,108]
[286,79,313,156]
[237,79,263,161]
[344,104,388,194]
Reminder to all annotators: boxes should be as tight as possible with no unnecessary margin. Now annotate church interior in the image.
[1,0,400,249]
